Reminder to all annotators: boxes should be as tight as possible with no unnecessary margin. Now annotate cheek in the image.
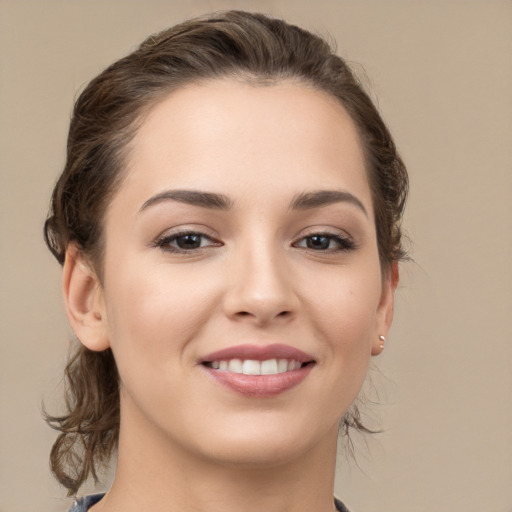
[306,264,382,349]
[102,259,221,363]
[100,265,210,415]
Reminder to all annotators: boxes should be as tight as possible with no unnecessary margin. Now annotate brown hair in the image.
[44,10,408,495]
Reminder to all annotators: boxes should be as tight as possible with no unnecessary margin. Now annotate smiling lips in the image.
[201,344,315,397]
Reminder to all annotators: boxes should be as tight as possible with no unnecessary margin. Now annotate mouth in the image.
[200,344,316,397]
[203,358,313,375]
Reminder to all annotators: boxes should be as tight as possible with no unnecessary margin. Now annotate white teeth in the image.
[210,358,305,375]
[242,360,261,375]
[228,359,243,373]
[278,359,289,373]
[261,359,279,375]
[288,360,302,371]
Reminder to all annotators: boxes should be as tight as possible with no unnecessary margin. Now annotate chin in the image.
[191,415,338,469]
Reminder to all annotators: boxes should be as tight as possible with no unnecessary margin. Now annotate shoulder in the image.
[68,494,105,512]
[335,497,351,512]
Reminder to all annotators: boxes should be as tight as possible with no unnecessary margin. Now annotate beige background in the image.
[1,1,511,511]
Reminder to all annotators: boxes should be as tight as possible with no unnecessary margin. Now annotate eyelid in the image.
[152,227,222,253]
[292,229,356,252]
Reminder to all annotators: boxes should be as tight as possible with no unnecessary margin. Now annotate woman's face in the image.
[82,80,396,467]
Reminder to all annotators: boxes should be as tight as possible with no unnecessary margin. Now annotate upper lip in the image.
[201,344,315,363]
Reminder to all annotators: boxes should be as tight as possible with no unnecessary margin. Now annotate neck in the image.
[92,402,339,512]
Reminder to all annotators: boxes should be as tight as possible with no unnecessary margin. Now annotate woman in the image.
[44,10,408,512]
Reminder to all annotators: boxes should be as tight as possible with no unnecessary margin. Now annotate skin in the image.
[64,79,397,512]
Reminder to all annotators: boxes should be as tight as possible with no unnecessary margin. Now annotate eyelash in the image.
[153,230,355,254]
[152,230,221,253]
[292,232,356,252]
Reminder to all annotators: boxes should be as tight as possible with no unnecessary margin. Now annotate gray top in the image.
[69,493,351,511]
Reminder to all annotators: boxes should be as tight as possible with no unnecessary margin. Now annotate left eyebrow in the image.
[289,190,368,217]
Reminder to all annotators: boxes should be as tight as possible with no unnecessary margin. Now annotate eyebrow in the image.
[139,189,233,212]
[290,190,368,217]
[139,188,367,217]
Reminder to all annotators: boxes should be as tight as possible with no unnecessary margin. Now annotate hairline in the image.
[87,73,389,281]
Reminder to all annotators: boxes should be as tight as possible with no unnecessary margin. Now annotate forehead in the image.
[118,79,372,215]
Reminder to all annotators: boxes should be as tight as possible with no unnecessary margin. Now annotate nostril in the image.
[232,310,292,322]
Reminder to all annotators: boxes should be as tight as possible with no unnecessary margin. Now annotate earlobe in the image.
[62,244,110,351]
[371,261,399,356]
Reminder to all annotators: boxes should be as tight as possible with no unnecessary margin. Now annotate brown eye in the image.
[174,234,203,249]
[294,233,355,252]
[306,235,331,250]
[154,231,221,253]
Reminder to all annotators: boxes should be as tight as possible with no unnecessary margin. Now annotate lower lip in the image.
[202,364,314,398]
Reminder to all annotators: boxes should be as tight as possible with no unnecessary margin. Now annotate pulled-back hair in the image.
[44,10,408,495]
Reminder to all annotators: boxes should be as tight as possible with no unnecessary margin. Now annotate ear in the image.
[62,244,110,351]
[371,261,399,356]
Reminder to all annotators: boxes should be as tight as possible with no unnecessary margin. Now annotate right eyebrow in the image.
[139,189,234,213]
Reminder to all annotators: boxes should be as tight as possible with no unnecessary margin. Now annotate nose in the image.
[222,242,298,326]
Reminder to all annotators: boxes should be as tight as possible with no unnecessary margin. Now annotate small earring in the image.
[379,335,386,349]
